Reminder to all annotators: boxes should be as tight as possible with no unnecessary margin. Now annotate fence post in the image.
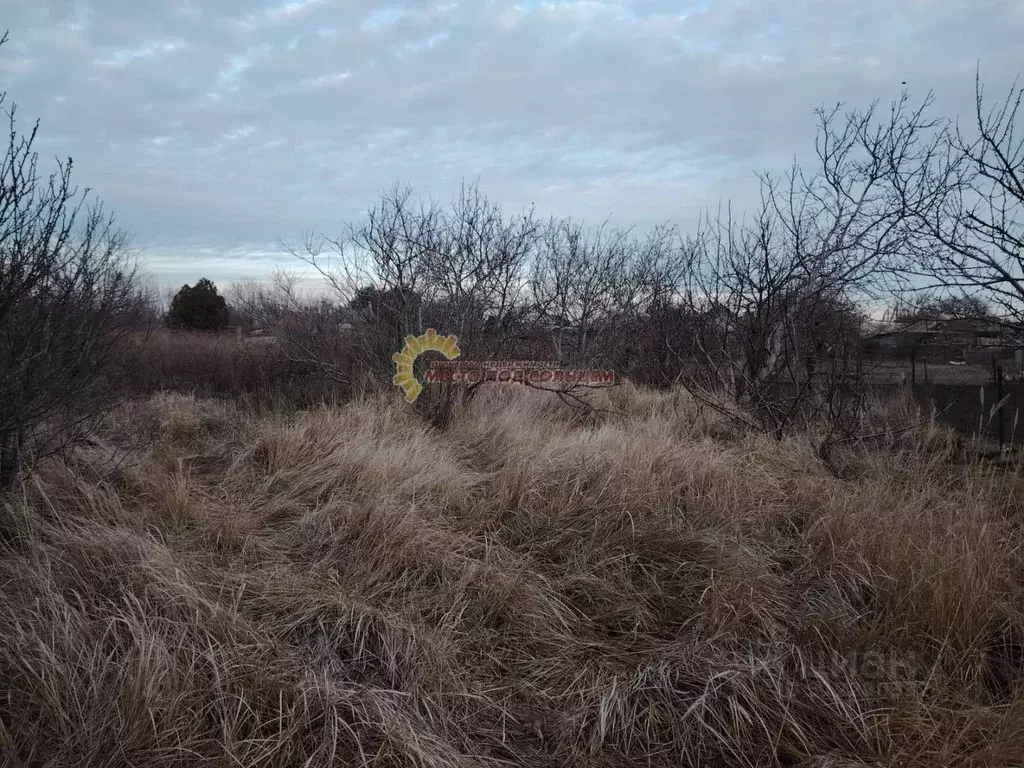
[997,364,1006,448]
[910,348,916,388]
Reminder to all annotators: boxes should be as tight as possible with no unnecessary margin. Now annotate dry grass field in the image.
[1,385,1023,767]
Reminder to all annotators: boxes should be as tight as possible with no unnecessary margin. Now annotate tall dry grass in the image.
[119,329,350,406]
[0,385,1022,767]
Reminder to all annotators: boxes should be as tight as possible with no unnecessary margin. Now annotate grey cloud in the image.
[1,0,1021,289]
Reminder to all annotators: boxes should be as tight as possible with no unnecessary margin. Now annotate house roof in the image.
[871,318,1006,337]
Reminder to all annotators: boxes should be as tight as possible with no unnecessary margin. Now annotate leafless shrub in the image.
[671,93,942,455]
[265,85,998,438]
[0,36,143,487]
[285,182,694,414]
[225,269,367,396]
[886,290,994,323]
[286,183,549,412]
[895,72,1024,336]
[530,218,636,365]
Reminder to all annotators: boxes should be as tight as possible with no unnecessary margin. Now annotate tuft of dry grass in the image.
[1,386,1022,767]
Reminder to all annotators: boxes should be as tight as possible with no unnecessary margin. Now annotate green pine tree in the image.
[166,278,230,332]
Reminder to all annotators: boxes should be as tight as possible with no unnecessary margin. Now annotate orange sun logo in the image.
[392,328,460,402]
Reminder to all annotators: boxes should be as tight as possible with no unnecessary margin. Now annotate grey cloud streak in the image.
[0,0,1021,288]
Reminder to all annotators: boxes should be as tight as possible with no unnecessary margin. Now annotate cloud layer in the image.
[2,0,1021,288]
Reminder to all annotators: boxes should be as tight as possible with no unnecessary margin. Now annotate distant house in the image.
[868,318,1012,351]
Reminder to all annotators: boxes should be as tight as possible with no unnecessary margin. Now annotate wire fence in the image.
[865,344,1024,446]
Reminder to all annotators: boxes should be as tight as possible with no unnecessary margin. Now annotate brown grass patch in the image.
[1,387,1022,767]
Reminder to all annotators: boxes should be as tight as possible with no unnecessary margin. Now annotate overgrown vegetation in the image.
[1,387,1021,767]
[119,328,343,407]
[2,21,1024,764]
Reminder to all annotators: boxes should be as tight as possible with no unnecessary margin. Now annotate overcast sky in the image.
[1,0,1021,291]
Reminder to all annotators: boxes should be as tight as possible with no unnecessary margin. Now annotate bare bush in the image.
[286,183,692,416]
[530,218,636,365]
[896,72,1024,335]
[267,86,994,433]
[887,290,994,323]
[672,93,942,452]
[0,42,142,486]
[289,183,550,411]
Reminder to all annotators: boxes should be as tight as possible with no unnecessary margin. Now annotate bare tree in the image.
[421,182,541,360]
[287,185,442,386]
[530,218,636,364]
[610,224,688,382]
[224,279,270,331]
[674,91,939,447]
[0,36,141,486]
[886,290,993,323]
[897,72,1024,335]
[289,182,548,398]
